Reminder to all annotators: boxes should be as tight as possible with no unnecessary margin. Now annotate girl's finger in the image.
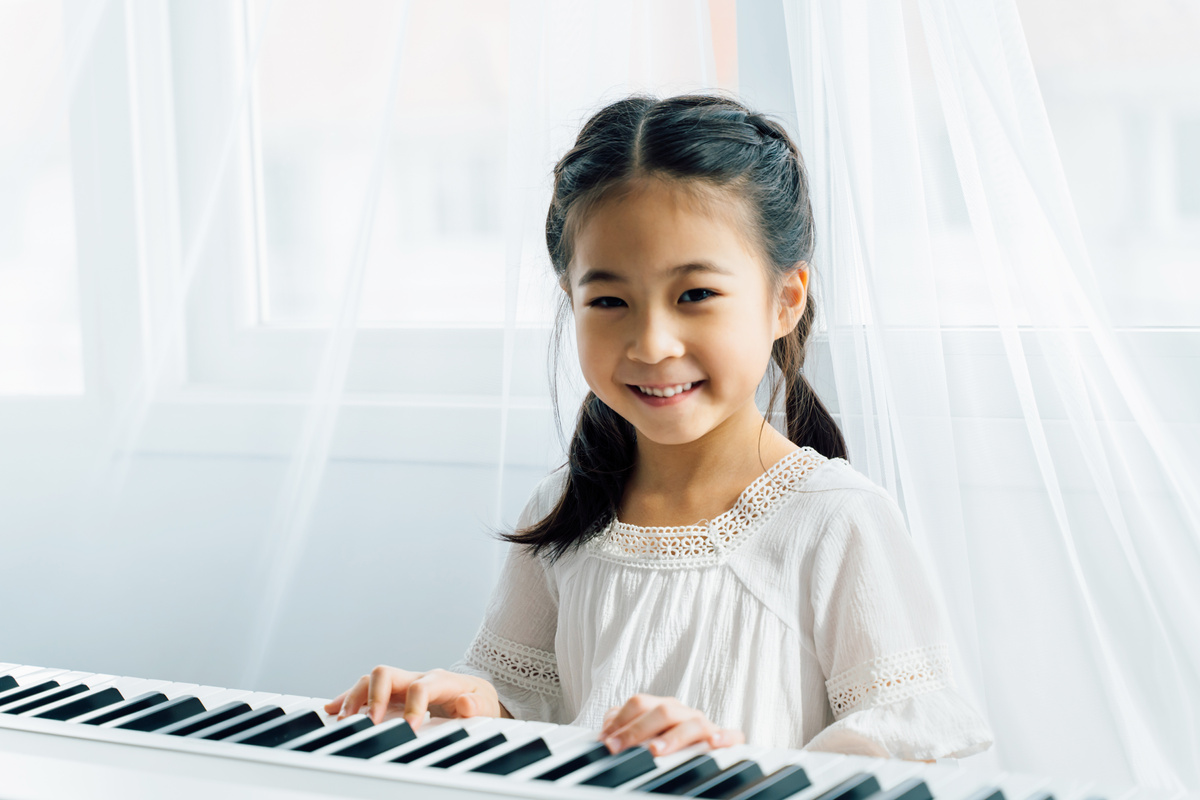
[366,665,423,724]
[600,694,662,739]
[336,676,372,719]
[606,701,693,752]
[706,728,746,749]
[323,690,348,715]
[645,716,716,757]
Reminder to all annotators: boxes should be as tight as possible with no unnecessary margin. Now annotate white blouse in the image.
[449,447,994,760]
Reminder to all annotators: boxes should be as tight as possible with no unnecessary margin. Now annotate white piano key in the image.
[1038,775,1103,800]
[1,667,69,686]
[553,739,661,788]
[407,717,525,769]
[281,713,373,753]
[64,677,171,722]
[0,671,95,712]
[785,755,868,800]
[10,674,119,717]
[184,688,254,710]
[0,665,47,681]
[928,768,1007,800]
[867,757,927,790]
[373,717,502,765]
[609,742,710,792]
[495,726,604,781]
[93,681,202,728]
[311,716,412,757]
[438,719,557,773]
[993,771,1057,800]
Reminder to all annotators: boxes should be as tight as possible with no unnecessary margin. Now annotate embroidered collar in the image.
[586,446,835,568]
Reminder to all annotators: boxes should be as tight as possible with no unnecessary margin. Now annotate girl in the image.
[327,95,993,761]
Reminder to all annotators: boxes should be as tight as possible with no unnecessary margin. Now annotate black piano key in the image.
[1024,794,1054,800]
[36,687,124,721]
[160,701,251,736]
[681,759,766,798]
[4,683,90,715]
[0,680,60,707]
[636,754,722,794]
[809,773,882,800]
[292,716,374,752]
[0,675,16,692]
[472,737,552,776]
[82,692,167,726]
[389,726,469,764]
[534,741,611,781]
[431,732,507,768]
[116,696,206,732]
[961,789,1006,800]
[868,778,933,800]
[581,746,658,788]
[727,765,811,800]
[233,710,323,748]
[193,706,284,740]
[331,721,417,759]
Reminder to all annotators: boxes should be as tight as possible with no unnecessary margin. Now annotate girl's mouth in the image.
[628,381,704,406]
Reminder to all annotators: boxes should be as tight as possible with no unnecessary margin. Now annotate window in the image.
[0,1,83,395]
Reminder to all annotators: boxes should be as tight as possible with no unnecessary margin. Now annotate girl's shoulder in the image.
[770,451,908,548]
[516,464,571,531]
[791,451,893,502]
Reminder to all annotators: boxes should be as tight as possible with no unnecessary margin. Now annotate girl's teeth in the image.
[637,382,694,397]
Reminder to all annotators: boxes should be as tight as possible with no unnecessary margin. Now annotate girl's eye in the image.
[589,296,627,308]
[679,288,717,303]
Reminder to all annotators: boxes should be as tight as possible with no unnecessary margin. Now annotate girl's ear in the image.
[774,263,809,339]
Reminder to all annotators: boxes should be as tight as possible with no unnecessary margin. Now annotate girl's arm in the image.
[805,488,993,760]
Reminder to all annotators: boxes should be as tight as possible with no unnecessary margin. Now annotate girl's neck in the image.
[621,399,798,525]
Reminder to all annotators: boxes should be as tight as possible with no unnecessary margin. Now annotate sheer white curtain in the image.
[0,0,725,724]
[781,0,1200,792]
[1,0,1198,794]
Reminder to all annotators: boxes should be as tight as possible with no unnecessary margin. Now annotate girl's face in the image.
[567,178,806,448]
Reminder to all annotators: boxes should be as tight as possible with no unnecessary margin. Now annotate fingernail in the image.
[605,736,621,753]
[710,732,727,746]
[648,738,665,754]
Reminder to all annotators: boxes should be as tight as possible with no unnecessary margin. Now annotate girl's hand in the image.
[599,694,745,757]
[323,666,506,729]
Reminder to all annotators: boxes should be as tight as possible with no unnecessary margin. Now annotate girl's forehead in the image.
[568,178,764,283]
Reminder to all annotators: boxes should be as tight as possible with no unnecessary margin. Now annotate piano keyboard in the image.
[0,662,1151,800]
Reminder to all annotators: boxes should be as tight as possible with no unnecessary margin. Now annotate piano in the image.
[0,662,1160,800]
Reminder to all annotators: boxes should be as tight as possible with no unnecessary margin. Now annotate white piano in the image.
[0,662,1167,800]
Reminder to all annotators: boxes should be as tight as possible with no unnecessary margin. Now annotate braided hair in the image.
[505,95,846,561]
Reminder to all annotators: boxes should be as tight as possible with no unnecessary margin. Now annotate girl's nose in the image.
[627,310,685,364]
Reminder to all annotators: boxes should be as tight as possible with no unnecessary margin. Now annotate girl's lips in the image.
[627,381,704,407]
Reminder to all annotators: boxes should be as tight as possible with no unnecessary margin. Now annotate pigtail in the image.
[507,93,847,560]
[770,303,848,461]
[502,392,636,561]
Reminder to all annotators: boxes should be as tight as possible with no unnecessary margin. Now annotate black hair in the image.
[504,94,847,561]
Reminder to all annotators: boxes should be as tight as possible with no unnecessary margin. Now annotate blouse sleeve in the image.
[446,471,566,724]
[803,487,994,760]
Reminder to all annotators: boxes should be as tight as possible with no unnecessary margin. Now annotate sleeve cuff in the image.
[804,685,994,760]
[446,625,564,724]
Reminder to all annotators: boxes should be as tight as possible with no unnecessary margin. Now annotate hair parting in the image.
[504,94,847,561]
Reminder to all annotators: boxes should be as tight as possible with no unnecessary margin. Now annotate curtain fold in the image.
[785,0,1200,791]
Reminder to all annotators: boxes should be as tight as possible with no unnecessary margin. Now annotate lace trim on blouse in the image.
[586,446,837,568]
[825,643,953,719]
[464,626,562,695]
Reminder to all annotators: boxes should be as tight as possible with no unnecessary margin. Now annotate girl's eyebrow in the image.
[577,261,732,286]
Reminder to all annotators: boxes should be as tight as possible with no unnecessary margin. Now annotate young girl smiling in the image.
[327,95,993,762]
